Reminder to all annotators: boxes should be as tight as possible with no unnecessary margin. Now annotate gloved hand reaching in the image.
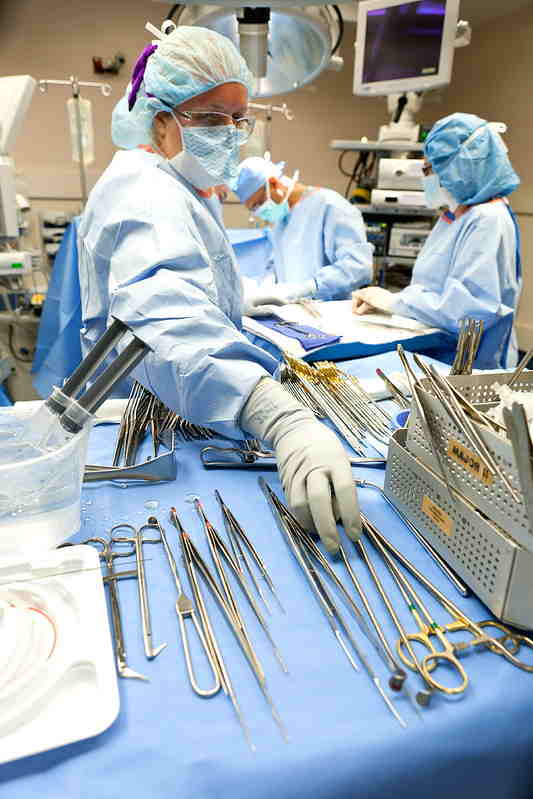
[243,280,316,318]
[240,377,361,553]
[352,286,395,315]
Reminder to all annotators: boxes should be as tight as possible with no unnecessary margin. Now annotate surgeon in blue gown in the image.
[353,113,522,369]
[232,156,374,308]
[76,23,360,554]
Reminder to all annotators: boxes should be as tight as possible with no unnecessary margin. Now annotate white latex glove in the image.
[352,286,395,315]
[243,280,315,318]
[240,377,361,553]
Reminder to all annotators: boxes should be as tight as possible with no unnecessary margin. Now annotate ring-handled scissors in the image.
[367,520,533,676]
[364,522,468,695]
[399,619,533,668]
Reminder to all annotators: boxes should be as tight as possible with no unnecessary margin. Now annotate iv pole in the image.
[38,76,112,207]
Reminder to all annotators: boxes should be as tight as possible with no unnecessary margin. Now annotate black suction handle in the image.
[62,318,128,398]
[60,336,149,434]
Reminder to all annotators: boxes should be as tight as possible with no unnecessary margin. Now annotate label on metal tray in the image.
[422,495,453,536]
[447,438,494,486]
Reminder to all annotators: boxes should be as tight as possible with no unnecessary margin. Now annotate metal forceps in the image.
[110,523,167,659]
[84,536,148,681]
[146,516,220,698]
[259,478,408,729]
[354,478,469,597]
[364,519,469,696]
[369,523,533,674]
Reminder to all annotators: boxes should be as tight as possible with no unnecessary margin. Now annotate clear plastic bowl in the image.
[0,408,91,556]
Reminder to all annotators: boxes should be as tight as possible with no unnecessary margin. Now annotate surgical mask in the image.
[255,171,299,225]
[168,111,245,190]
[422,173,443,209]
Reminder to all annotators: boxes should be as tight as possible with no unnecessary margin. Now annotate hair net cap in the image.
[424,112,520,205]
[112,25,253,149]
[233,156,286,202]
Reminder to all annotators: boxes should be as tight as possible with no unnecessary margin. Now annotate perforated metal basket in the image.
[405,371,533,550]
[385,429,533,629]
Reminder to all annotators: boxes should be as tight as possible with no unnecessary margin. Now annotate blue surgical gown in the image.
[268,188,373,299]
[392,200,521,369]
[77,149,277,439]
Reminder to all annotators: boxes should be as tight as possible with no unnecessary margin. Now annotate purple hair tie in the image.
[128,44,157,111]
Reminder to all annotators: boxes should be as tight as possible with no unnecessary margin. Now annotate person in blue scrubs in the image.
[233,155,374,307]
[353,113,521,369]
[77,23,360,553]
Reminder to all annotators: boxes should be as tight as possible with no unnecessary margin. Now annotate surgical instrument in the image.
[84,536,148,681]
[84,433,177,484]
[200,443,386,469]
[364,518,468,696]
[502,404,533,533]
[450,319,483,376]
[375,368,410,409]
[171,513,254,751]
[354,478,469,597]
[260,478,408,728]
[171,508,289,743]
[285,518,415,713]
[366,521,533,674]
[194,498,288,673]
[215,490,284,614]
[60,336,149,435]
[397,344,456,501]
[110,523,167,660]
[146,516,220,697]
[425,362,520,501]
[282,354,393,454]
[508,348,533,388]
[354,531,433,707]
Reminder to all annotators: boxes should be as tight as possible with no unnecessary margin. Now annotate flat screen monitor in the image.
[353,0,460,96]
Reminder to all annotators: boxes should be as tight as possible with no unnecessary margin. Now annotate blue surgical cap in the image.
[424,113,520,205]
[112,25,253,149]
[233,156,286,202]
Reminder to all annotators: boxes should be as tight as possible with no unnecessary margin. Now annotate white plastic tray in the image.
[0,544,119,764]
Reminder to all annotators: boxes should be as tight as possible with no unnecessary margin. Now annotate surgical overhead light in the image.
[162,2,345,98]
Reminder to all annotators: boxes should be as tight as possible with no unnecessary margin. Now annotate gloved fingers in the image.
[285,478,315,533]
[331,469,362,542]
[306,470,341,555]
[256,295,286,307]
[352,300,374,316]
[246,303,283,318]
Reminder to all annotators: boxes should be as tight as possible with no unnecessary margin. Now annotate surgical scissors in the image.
[110,523,167,660]
[146,516,220,698]
[84,535,148,681]
[363,518,468,695]
[365,519,533,675]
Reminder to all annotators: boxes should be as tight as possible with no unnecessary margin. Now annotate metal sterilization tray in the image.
[406,371,533,549]
[385,429,533,629]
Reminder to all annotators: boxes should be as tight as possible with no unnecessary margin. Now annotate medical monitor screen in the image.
[362,0,447,85]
